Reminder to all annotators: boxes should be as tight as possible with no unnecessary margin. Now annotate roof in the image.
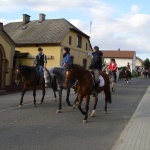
[4,18,89,46]
[101,50,135,59]
[0,22,15,46]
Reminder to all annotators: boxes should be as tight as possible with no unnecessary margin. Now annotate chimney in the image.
[23,14,30,24]
[118,48,120,51]
[39,13,46,22]
[0,22,3,29]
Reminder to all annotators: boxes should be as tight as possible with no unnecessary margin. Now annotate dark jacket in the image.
[89,51,103,70]
[34,54,47,66]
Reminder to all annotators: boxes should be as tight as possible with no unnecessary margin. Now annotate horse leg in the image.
[103,88,110,114]
[90,97,98,117]
[72,93,78,108]
[83,95,90,123]
[40,79,46,104]
[66,88,72,107]
[78,94,86,115]
[56,88,62,113]
[19,85,28,108]
[33,85,36,107]
[53,89,57,102]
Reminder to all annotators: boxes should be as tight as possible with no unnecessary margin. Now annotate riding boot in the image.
[93,82,99,97]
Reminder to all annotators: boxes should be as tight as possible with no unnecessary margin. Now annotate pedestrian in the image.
[32,47,47,83]
[89,46,103,97]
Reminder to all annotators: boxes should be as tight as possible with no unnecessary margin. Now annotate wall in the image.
[104,58,134,71]
[16,46,61,68]
[0,34,15,86]
[61,30,91,69]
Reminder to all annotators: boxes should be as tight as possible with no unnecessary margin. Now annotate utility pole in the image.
[89,21,92,38]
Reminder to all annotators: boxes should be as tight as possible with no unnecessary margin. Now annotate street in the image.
[0,78,150,150]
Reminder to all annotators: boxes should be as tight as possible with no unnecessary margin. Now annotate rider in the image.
[126,62,131,72]
[89,46,103,97]
[61,47,72,67]
[108,58,117,83]
[32,47,47,83]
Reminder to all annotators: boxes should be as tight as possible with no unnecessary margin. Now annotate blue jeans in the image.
[38,65,44,80]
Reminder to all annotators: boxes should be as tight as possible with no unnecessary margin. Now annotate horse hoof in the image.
[72,104,77,108]
[83,119,88,123]
[39,101,43,104]
[56,110,61,113]
[90,110,96,117]
[104,111,107,114]
[19,105,23,108]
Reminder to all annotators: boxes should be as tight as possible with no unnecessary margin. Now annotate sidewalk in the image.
[112,85,150,150]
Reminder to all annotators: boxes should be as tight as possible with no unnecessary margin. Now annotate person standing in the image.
[108,58,117,83]
[33,47,47,83]
[89,46,103,97]
[61,47,72,67]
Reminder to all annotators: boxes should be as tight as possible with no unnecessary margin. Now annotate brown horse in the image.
[65,64,111,123]
[125,70,131,83]
[14,65,46,107]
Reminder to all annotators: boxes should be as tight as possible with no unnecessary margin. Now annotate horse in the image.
[65,64,112,123]
[108,70,117,92]
[125,69,131,83]
[44,67,76,113]
[14,65,45,107]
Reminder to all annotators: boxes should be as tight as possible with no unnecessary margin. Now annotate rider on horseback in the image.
[126,62,131,72]
[108,58,117,83]
[32,47,47,84]
[89,46,103,97]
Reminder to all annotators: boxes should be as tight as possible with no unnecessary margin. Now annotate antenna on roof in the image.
[89,21,92,38]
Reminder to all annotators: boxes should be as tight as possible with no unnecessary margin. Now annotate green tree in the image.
[143,58,150,69]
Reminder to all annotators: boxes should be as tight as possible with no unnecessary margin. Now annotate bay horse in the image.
[108,70,117,92]
[44,67,76,113]
[65,64,112,123]
[125,70,131,83]
[14,65,45,107]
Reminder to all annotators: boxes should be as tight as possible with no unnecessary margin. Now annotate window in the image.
[71,56,74,64]
[83,59,87,69]
[86,43,88,50]
[69,36,72,45]
[77,35,82,48]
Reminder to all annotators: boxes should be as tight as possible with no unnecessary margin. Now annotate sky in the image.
[0,0,150,60]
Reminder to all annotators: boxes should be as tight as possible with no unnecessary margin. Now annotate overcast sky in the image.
[0,0,150,60]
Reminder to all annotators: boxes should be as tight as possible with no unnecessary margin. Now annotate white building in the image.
[101,49,136,71]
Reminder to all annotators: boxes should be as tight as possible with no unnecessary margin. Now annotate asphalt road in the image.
[0,78,149,150]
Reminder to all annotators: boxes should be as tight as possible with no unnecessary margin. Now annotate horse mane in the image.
[18,65,37,78]
[72,64,86,73]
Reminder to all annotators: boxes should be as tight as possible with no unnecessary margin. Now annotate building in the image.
[101,49,136,71]
[0,23,15,93]
[4,14,92,69]
[136,56,143,69]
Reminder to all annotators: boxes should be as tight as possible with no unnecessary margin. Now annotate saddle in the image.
[90,71,105,87]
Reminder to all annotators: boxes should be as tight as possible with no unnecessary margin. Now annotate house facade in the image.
[101,49,136,71]
[0,23,15,91]
[4,14,92,70]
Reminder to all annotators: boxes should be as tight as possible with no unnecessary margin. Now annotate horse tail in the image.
[108,87,112,103]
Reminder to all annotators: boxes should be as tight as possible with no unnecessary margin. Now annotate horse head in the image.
[43,68,53,88]
[65,65,75,88]
[14,65,22,85]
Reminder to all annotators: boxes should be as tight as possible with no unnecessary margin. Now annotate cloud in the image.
[0,0,150,59]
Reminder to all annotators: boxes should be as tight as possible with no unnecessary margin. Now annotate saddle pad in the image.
[99,75,105,87]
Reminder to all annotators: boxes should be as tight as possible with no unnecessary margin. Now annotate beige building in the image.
[4,14,92,70]
[0,23,15,92]
[101,49,136,71]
